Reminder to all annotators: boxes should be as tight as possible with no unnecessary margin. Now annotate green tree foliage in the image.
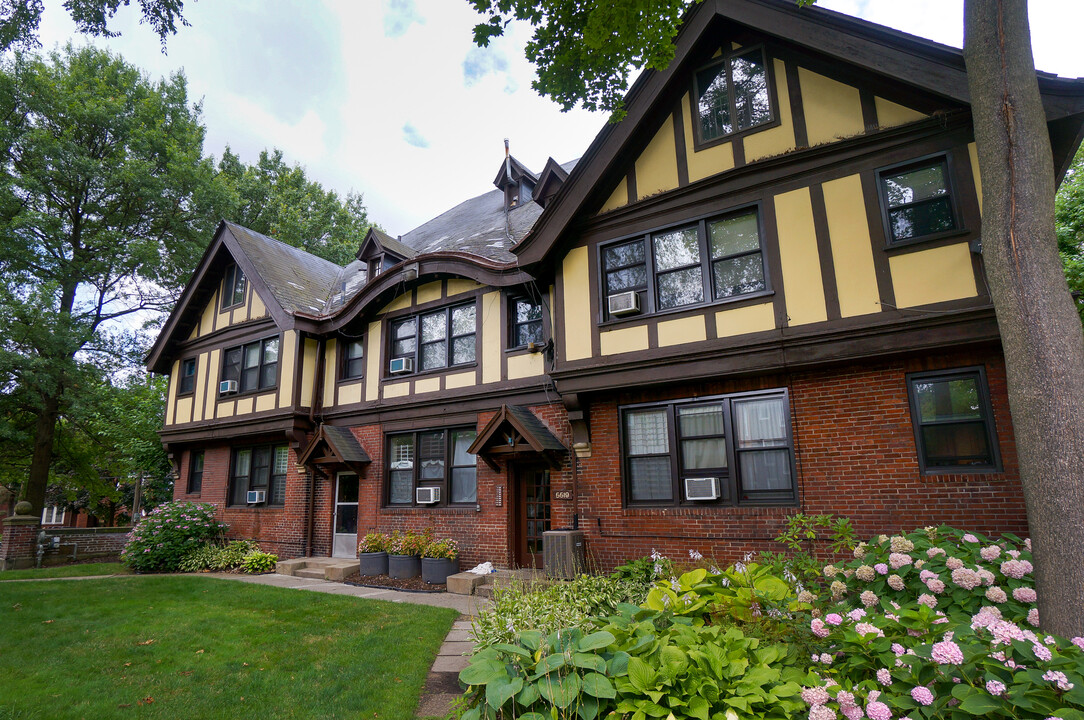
[208,147,375,266]
[1055,146,1084,323]
[0,0,189,53]
[0,44,210,517]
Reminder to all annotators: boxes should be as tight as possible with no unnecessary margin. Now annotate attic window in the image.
[222,264,246,309]
[693,47,772,144]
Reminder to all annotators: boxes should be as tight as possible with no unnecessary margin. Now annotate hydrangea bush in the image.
[121,501,228,573]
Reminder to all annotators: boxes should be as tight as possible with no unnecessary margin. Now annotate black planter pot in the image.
[358,551,388,577]
[422,557,459,584]
[388,553,421,579]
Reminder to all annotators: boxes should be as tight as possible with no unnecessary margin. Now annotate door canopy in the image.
[299,425,372,473]
[468,405,567,471]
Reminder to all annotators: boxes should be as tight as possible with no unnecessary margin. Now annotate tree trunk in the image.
[24,391,61,516]
[964,0,1084,637]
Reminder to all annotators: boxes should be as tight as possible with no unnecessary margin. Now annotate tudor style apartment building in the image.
[147,0,1084,570]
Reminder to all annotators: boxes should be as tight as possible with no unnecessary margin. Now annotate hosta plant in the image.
[241,550,279,574]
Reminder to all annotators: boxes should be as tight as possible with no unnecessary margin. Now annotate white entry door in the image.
[333,473,359,558]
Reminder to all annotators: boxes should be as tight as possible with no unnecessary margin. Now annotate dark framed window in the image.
[877,155,959,246]
[229,445,289,506]
[222,264,246,309]
[509,295,544,348]
[907,367,1000,474]
[178,358,197,395]
[388,302,476,374]
[187,450,204,494]
[620,389,796,507]
[221,336,279,394]
[386,427,478,506]
[693,47,773,144]
[341,338,365,379]
[601,206,768,320]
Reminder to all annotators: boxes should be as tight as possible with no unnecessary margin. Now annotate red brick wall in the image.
[172,346,1027,570]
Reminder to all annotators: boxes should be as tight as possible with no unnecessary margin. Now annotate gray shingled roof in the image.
[367,227,418,260]
[506,405,567,452]
[323,425,372,464]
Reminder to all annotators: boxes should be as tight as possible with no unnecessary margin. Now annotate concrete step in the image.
[294,568,326,580]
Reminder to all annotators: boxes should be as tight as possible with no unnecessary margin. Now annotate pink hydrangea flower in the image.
[866,701,892,720]
[951,568,981,590]
[1043,670,1074,691]
[861,590,879,607]
[911,686,935,706]
[927,579,946,594]
[977,568,996,586]
[1028,608,1040,627]
[927,547,946,558]
[1001,559,1030,579]
[1007,549,1021,559]
[919,569,938,582]
[877,668,893,685]
[931,639,964,665]
[825,613,843,626]
[875,563,889,575]
[986,679,1006,695]
[856,622,884,637]
[1012,587,1037,603]
[1033,644,1053,662]
[980,545,1001,561]
[841,706,863,720]
[1071,637,1084,651]
[892,643,906,656]
[819,653,834,665]
[889,553,912,570]
[836,691,855,706]
[802,686,831,706]
[985,586,1007,603]
[963,533,979,543]
[945,557,964,570]
[811,619,830,638]
[888,575,905,591]
[848,608,867,622]
[918,593,938,608]
[1025,538,1031,551]
[810,706,837,720]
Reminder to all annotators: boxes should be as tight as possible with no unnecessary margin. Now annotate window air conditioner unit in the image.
[246,490,266,504]
[607,291,641,317]
[389,357,414,375]
[416,486,440,504]
[220,379,238,394]
[684,477,719,501]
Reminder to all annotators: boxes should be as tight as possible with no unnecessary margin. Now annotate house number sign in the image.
[553,490,572,500]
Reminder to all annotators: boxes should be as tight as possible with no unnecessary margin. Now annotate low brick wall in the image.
[39,526,131,566]
[1,518,40,570]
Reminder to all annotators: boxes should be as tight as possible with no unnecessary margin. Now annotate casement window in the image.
[221,336,279,394]
[621,390,796,507]
[693,47,773,144]
[509,295,544,349]
[188,451,205,494]
[229,445,289,506]
[178,358,197,395]
[877,155,959,245]
[907,367,1000,473]
[222,263,246,309]
[601,207,768,319]
[41,505,64,524]
[341,339,365,379]
[388,302,476,375]
[386,428,478,506]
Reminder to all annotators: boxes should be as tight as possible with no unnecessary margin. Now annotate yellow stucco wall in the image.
[383,382,410,399]
[599,177,629,213]
[481,292,501,384]
[657,315,707,347]
[278,331,296,409]
[968,142,983,215]
[600,325,650,355]
[255,393,276,412]
[889,243,978,308]
[175,396,192,425]
[165,360,179,426]
[799,68,865,147]
[192,353,207,422]
[445,371,476,389]
[774,187,828,326]
[365,321,382,402]
[414,376,441,394]
[506,352,544,379]
[635,118,680,199]
[415,281,442,305]
[323,339,338,408]
[235,396,254,416]
[682,93,735,183]
[339,382,362,405]
[562,247,592,361]
[298,336,317,408]
[715,301,776,338]
[446,279,482,297]
[875,97,926,128]
[821,175,882,318]
[204,349,220,420]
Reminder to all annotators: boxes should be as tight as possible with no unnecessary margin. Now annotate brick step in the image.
[294,568,327,580]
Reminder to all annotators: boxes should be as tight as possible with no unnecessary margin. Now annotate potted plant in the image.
[387,530,423,579]
[357,532,389,576]
[421,538,460,584]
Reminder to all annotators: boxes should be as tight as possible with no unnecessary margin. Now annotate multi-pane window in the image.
[878,156,958,244]
[178,358,197,395]
[188,450,204,494]
[509,296,544,348]
[222,264,246,309]
[222,336,279,393]
[907,368,1000,473]
[342,339,365,379]
[229,445,289,506]
[621,390,795,506]
[41,506,64,524]
[601,208,767,319]
[386,428,478,506]
[694,48,772,143]
[388,303,476,374]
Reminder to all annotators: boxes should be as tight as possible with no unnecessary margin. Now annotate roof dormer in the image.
[355,227,417,280]
[493,141,538,210]
[533,157,572,210]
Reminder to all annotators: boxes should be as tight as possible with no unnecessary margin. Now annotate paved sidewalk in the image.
[415,618,474,718]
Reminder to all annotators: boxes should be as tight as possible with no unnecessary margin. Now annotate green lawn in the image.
[0,562,129,581]
[0,576,459,720]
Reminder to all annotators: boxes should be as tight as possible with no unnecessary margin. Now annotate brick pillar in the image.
[2,505,41,571]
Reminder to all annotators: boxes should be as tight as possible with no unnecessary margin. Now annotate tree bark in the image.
[25,392,60,516]
[964,0,1084,637]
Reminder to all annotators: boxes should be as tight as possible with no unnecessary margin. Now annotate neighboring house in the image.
[146,0,1084,570]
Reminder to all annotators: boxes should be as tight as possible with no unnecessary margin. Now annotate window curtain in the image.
[733,397,790,491]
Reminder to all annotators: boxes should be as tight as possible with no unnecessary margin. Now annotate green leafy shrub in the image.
[460,604,813,720]
[121,501,228,573]
[178,540,263,572]
[422,538,459,560]
[241,551,278,574]
[471,574,648,648]
[759,513,856,587]
[177,544,218,573]
[357,532,389,554]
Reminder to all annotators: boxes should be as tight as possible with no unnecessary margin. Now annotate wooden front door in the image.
[514,464,551,569]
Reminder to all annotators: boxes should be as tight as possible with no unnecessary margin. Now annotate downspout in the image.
[304,337,327,557]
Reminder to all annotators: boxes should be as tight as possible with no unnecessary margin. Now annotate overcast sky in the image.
[32,0,1084,239]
